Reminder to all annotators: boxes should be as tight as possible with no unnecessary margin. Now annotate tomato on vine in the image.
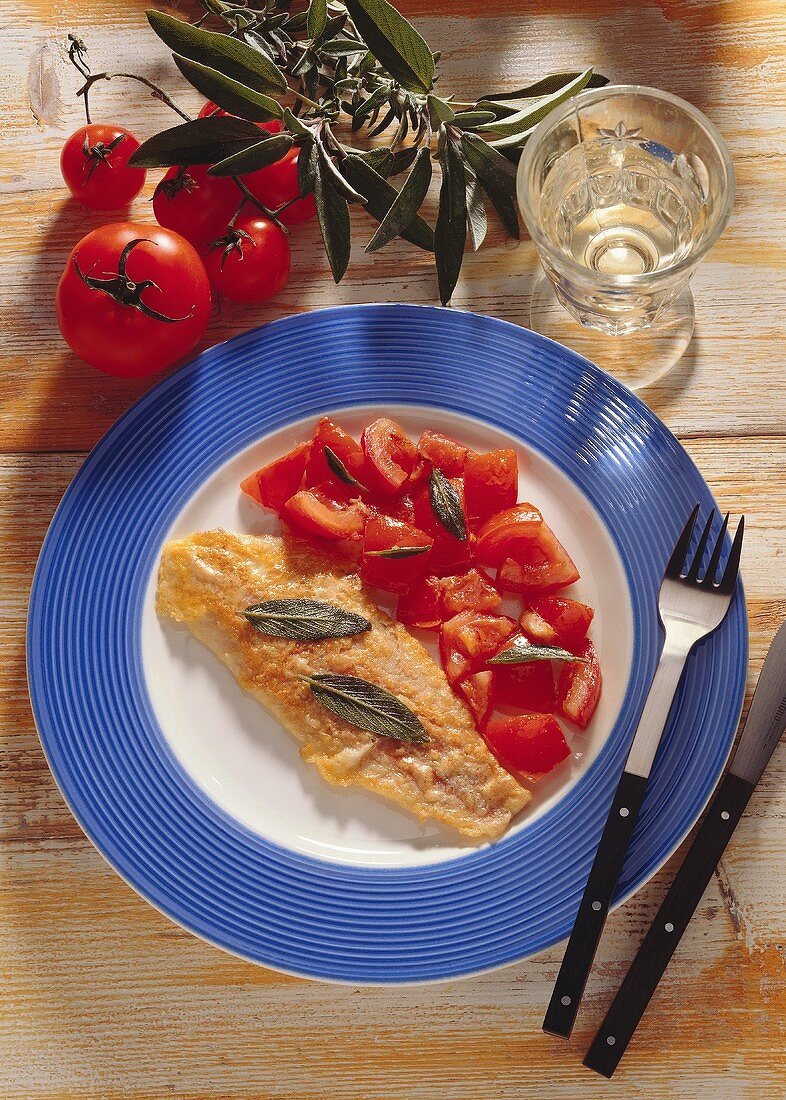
[60,124,146,210]
[203,213,290,303]
[152,165,240,250]
[56,222,211,377]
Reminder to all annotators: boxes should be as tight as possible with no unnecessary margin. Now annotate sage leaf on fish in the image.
[243,599,371,640]
[302,673,429,743]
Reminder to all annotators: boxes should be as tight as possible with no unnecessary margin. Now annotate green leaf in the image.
[365,146,432,253]
[388,145,419,176]
[341,155,434,251]
[460,132,517,197]
[209,133,293,175]
[307,0,327,40]
[477,68,595,137]
[128,115,262,168]
[481,181,520,238]
[452,110,498,130]
[487,637,586,666]
[298,138,316,195]
[480,69,608,103]
[428,467,467,541]
[427,94,455,127]
[321,38,369,56]
[147,10,286,94]
[317,142,367,204]
[434,136,467,304]
[173,55,284,123]
[344,0,435,92]
[314,150,351,282]
[365,545,431,559]
[243,599,371,641]
[465,170,487,251]
[283,107,311,136]
[324,445,366,489]
[302,673,429,743]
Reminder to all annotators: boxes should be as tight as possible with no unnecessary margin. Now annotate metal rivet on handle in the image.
[619,807,629,817]
[592,901,602,911]
[665,922,674,932]
[721,810,730,821]
[561,995,571,1006]
[606,1036,616,1046]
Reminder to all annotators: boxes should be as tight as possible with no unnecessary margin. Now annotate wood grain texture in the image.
[1,1,785,1097]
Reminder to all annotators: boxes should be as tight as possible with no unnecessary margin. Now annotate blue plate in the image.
[27,304,746,983]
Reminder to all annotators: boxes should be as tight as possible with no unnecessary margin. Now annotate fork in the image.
[542,505,744,1039]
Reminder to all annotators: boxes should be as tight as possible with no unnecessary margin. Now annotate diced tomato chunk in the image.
[464,449,518,525]
[556,640,602,729]
[417,429,471,477]
[439,611,517,686]
[396,576,442,630]
[440,568,501,617]
[493,659,555,711]
[282,485,368,541]
[497,520,580,596]
[484,714,570,781]
[519,607,560,645]
[387,493,417,525]
[242,441,310,512]
[305,417,366,490]
[412,478,473,575]
[475,503,543,566]
[532,596,594,651]
[360,514,433,593]
[361,417,418,495]
[456,671,494,729]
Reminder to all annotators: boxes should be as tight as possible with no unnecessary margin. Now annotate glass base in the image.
[529,275,695,391]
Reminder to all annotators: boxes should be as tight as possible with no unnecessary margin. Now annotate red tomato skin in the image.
[203,213,290,302]
[60,125,145,210]
[475,503,544,567]
[439,611,517,686]
[556,641,602,729]
[519,607,560,645]
[153,164,239,249]
[305,418,367,488]
[532,596,594,651]
[493,660,555,711]
[360,515,433,592]
[440,568,502,617]
[242,147,317,225]
[412,478,473,575]
[417,430,471,477]
[282,486,368,541]
[456,671,494,729]
[484,714,570,781]
[396,576,443,629]
[243,441,310,512]
[464,449,518,526]
[56,222,211,377]
[497,520,580,596]
[362,418,418,495]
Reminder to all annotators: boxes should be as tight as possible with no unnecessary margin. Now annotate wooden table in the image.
[2,2,784,1097]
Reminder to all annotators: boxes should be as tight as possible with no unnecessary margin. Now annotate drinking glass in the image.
[516,85,734,389]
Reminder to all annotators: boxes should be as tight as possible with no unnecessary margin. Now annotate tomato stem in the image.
[231,178,289,235]
[76,72,192,127]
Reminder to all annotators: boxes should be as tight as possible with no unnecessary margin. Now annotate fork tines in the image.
[666,506,745,593]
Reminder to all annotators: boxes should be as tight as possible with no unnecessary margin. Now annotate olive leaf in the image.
[365,545,431,559]
[487,637,586,665]
[478,68,595,138]
[434,134,467,304]
[306,0,327,40]
[341,155,434,251]
[314,147,351,282]
[129,115,262,167]
[365,146,432,253]
[324,445,366,488]
[243,599,372,640]
[460,132,517,197]
[302,673,429,743]
[429,467,467,541]
[344,0,435,93]
[147,10,287,94]
[209,133,293,175]
[173,55,283,122]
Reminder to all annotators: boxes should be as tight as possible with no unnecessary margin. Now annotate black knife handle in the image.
[543,769,649,1038]
[584,771,755,1077]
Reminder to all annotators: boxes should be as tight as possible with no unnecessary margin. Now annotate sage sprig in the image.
[488,636,586,666]
[243,599,371,640]
[301,673,429,743]
[429,468,467,541]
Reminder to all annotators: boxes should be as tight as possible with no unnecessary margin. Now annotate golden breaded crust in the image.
[156,530,529,839]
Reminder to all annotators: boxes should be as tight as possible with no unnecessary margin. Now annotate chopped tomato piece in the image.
[484,714,570,781]
[464,449,518,525]
[497,521,580,595]
[556,640,602,729]
[305,417,366,490]
[440,568,502,617]
[361,514,433,593]
[493,659,555,711]
[439,611,517,686]
[241,441,310,512]
[396,576,442,630]
[475,503,543,566]
[456,671,494,729]
[387,493,416,525]
[532,596,594,651]
[412,478,473,575]
[417,429,471,477]
[282,485,368,541]
[361,417,418,495]
[519,607,560,645]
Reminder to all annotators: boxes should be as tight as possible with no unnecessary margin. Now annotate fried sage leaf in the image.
[243,599,371,640]
[365,544,431,559]
[324,444,365,489]
[487,637,586,666]
[429,467,467,542]
[302,673,429,743]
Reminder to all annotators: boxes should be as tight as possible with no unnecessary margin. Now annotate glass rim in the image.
[516,83,736,288]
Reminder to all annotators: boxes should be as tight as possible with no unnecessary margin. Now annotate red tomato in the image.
[475,503,543,566]
[464,449,518,526]
[361,515,433,593]
[56,222,211,377]
[556,641,602,729]
[243,146,317,225]
[412,478,473,575]
[60,124,145,210]
[153,164,239,249]
[417,430,470,476]
[440,568,501,617]
[493,659,555,711]
[396,576,442,629]
[387,493,417,525]
[456,671,494,729]
[497,521,580,596]
[519,607,560,645]
[282,485,368,541]
[532,596,594,651]
[362,417,418,495]
[439,611,517,686]
[484,714,570,781]
[203,213,290,303]
[305,417,367,489]
[241,441,310,511]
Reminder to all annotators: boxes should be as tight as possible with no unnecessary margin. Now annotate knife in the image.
[584,620,786,1077]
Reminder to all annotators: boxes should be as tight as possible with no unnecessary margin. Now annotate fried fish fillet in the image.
[156,530,529,838]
